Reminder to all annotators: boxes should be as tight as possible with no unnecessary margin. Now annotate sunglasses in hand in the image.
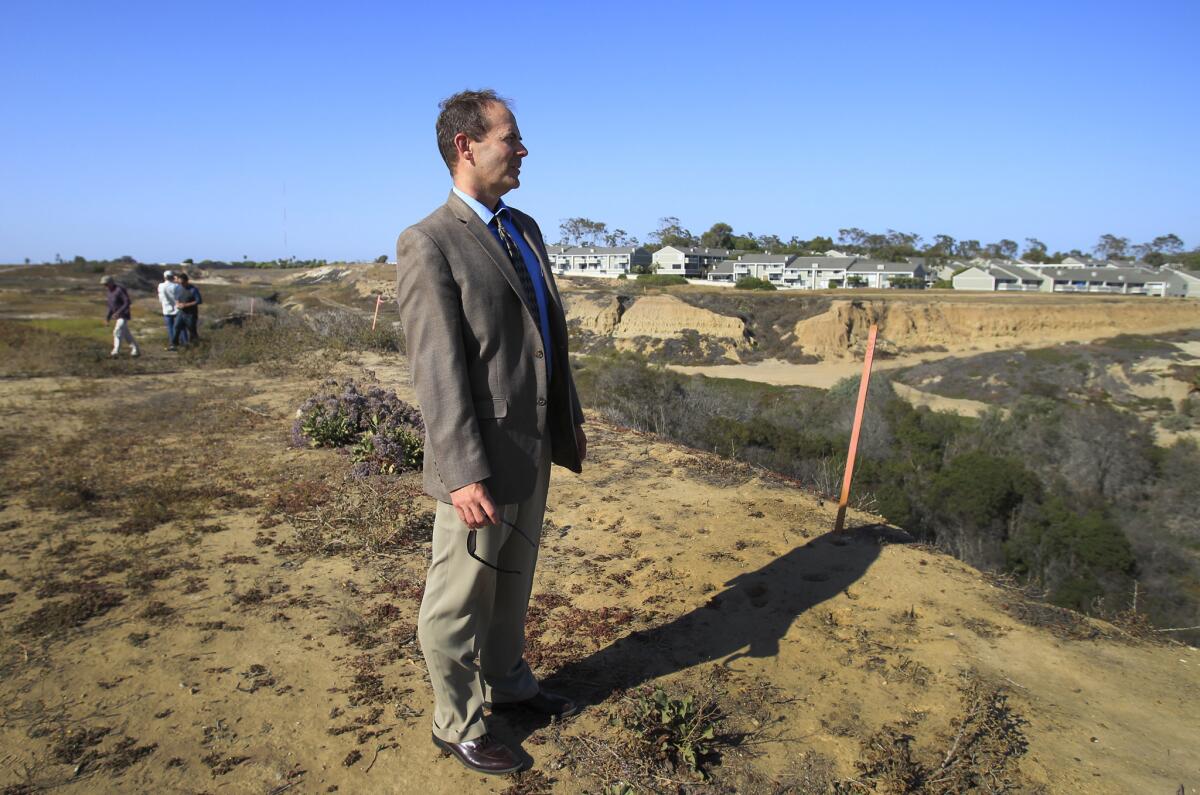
[466,519,536,575]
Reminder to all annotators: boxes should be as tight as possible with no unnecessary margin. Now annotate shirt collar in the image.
[452,185,508,226]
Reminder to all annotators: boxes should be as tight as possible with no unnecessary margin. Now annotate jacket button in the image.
[535,350,544,358]
[537,397,546,406]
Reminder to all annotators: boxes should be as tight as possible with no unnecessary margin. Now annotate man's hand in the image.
[575,424,587,462]
[449,481,499,529]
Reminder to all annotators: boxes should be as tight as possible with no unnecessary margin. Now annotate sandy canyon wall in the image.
[793,299,1200,359]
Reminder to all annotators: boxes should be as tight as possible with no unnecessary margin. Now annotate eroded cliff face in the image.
[615,295,747,343]
[564,294,625,336]
[793,299,1200,359]
[566,293,750,346]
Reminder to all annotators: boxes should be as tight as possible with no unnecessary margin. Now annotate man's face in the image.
[464,102,527,200]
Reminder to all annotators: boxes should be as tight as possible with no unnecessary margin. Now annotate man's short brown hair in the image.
[435,89,511,173]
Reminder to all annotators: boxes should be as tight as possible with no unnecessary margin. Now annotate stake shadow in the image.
[491,524,900,750]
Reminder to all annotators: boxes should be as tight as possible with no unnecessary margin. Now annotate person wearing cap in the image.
[101,275,140,358]
[157,270,185,350]
[174,273,203,345]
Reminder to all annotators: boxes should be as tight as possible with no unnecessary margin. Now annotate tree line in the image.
[36,255,329,270]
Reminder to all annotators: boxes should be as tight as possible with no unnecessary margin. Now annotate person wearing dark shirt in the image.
[101,275,140,357]
[174,273,203,346]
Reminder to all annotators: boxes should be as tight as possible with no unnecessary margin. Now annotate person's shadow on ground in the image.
[491,524,900,757]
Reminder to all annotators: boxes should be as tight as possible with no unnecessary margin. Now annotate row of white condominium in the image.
[543,245,1198,297]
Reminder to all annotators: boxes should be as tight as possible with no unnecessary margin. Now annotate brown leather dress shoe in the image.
[493,689,580,718]
[431,733,522,775]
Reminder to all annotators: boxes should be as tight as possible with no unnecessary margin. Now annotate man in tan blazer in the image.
[395,89,587,775]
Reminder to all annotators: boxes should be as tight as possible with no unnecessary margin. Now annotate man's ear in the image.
[453,132,473,167]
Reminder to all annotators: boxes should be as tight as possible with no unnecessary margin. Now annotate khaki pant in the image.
[417,441,551,743]
[111,318,139,356]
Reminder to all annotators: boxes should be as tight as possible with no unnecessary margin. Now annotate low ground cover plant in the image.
[292,379,424,477]
[618,686,721,778]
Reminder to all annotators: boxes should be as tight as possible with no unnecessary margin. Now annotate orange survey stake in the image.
[834,324,878,533]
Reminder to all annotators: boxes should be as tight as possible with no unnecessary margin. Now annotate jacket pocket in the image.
[474,397,508,419]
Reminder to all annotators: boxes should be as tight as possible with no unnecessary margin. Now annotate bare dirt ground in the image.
[2,343,1198,794]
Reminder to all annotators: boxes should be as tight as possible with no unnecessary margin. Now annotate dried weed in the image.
[838,676,1030,794]
[269,475,433,556]
[17,583,125,636]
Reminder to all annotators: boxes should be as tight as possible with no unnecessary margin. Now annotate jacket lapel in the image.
[514,210,567,320]
[445,191,538,319]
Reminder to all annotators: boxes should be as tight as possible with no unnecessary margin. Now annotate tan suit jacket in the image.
[395,191,584,505]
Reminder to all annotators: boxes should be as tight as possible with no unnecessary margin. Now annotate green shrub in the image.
[1159,412,1192,431]
[350,418,423,475]
[636,273,687,286]
[1006,497,1136,611]
[734,276,776,291]
[929,451,1040,530]
[300,404,358,448]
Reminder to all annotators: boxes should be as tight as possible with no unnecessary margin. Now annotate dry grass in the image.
[15,584,126,637]
[840,675,1034,794]
[0,319,172,379]
[999,597,1104,641]
[0,303,403,380]
[267,475,433,556]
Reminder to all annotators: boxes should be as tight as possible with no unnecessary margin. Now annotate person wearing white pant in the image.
[102,275,140,358]
[111,318,139,357]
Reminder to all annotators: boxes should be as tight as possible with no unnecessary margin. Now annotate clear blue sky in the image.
[1,0,1197,263]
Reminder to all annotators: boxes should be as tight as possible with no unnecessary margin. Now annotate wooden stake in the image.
[371,295,383,330]
[249,297,255,316]
[834,324,878,533]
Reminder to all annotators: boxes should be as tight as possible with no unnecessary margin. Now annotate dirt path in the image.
[1,354,1197,793]
[668,354,937,388]
[890,382,1001,417]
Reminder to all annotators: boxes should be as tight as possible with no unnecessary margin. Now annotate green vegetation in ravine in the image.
[573,352,1200,642]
